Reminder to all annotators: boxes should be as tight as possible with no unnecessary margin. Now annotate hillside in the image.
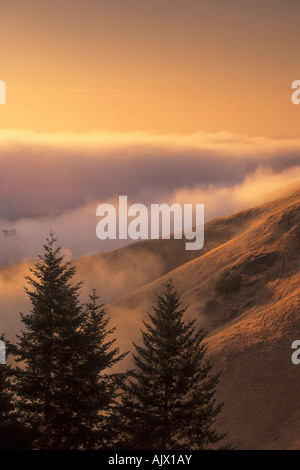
[106,187,300,450]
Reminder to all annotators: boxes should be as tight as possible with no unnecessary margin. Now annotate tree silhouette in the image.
[114,280,226,450]
[15,234,124,449]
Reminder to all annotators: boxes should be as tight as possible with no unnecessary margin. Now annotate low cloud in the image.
[0,129,299,262]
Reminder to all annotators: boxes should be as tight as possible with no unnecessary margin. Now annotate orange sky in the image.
[0,0,299,137]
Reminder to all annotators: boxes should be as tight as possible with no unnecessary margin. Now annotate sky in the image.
[0,0,299,261]
[0,0,300,136]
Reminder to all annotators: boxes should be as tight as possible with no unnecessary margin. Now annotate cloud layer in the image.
[0,129,299,262]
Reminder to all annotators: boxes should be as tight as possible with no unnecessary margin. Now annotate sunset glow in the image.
[0,0,299,137]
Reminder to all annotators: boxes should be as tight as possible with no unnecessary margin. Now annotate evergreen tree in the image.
[15,234,124,449]
[114,280,226,450]
[76,289,126,449]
